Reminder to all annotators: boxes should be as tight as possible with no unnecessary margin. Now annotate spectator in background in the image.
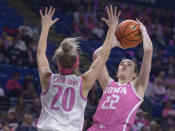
[16,114,37,131]
[6,72,22,97]
[23,42,36,67]
[13,33,27,52]
[19,19,33,38]
[0,31,12,49]
[162,101,175,118]
[132,109,150,131]
[0,84,5,97]
[0,39,9,64]
[73,6,84,23]
[144,82,154,98]
[140,126,150,131]
[86,16,95,31]
[21,82,37,101]
[72,20,81,35]
[166,70,175,88]
[0,113,4,130]
[7,39,23,66]
[155,71,166,86]
[84,6,96,21]
[162,115,175,130]
[92,21,104,41]
[152,79,166,100]
[18,19,33,45]
[3,111,18,131]
[30,98,41,118]
[8,97,29,122]
[166,85,175,104]
[78,14,87,35]
[149,121,159,131]
[152,59,163,76]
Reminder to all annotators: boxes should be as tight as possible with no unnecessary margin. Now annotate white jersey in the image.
[37,74,87,131]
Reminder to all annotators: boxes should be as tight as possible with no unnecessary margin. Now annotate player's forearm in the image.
[37,27,49,55]
[102,25,116,53]
[142,31,153,53]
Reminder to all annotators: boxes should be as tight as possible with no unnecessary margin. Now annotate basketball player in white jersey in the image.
[36,6,121,131]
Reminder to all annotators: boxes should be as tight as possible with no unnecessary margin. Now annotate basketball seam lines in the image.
[119,24,131,47]
[123,22,133,38]
[125,34,142,41]
[118,29,139,40]
[120,38,130,48]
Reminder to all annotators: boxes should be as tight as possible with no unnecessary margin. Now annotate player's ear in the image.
[132,72,137,80]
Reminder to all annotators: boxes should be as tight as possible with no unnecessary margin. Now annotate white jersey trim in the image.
[130,81,143,101]
[122,100,143,131]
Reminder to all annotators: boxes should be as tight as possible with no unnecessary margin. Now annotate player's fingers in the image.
[101,18,109,25]
[109,5,113,17]
[52,18,59,24]
[117,11,121,18]
[106,6,111,20]
[40,10,44,18]
[45,7,48,15]
[136,18,142,25]
[48,6,53,15]
[51,8,55,17]
[114,6,117,17]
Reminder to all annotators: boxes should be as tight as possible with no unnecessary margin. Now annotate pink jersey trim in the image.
[80,77,88,101]
[41,74,52,96]
[130,81,143,101]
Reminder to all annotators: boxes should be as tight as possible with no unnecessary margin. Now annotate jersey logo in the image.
[131,24,137,30]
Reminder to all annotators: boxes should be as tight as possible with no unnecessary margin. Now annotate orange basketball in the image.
[115,20,142,48]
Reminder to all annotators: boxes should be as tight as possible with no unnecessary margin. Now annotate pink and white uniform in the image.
[37,74,87,131]
[88,79,143,131]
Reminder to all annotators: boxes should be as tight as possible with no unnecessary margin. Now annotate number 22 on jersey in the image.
[101,95,120,109]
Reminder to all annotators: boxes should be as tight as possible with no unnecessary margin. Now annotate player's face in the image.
[117,59,136,79]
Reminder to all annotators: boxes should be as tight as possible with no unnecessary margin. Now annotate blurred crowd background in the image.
[0,0,175,131]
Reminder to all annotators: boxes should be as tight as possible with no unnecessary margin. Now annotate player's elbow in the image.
[144,46,153,54]
[92,52,97,61]
[145,41,153,53]
[101,49,110,60]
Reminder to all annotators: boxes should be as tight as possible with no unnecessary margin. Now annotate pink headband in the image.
[59,56,79,75]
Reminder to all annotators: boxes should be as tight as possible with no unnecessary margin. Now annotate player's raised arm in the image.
[92,17,123,91]
[93,36,123,91]
[37,6,59,92]
[81,5,121,97]
[134,19,153,95]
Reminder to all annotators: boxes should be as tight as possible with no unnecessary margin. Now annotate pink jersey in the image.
[37,74,87,131]
[88,79,143,131]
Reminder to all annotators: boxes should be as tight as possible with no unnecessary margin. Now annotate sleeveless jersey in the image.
[88,80,143,131]
[37,74,87,131]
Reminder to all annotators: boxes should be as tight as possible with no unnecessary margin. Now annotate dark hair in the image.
[131,60,138,80]
[134,62,138,75]
[53,37,80,74]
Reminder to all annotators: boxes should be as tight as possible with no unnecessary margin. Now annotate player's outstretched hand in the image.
[40,6,59,29]
[101,5,121,29]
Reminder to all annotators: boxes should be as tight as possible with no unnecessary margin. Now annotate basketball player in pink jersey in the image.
[87,19,153,131]
[36,6,121,131]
